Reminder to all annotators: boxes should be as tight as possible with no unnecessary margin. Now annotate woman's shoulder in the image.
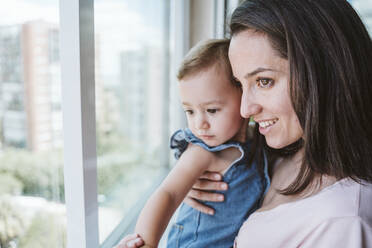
[314,179,371,218]
[293,178,371,221]
[297,179,372,247]
[251,178,370,221]
[356,180,372,223]
[235,179,372,247]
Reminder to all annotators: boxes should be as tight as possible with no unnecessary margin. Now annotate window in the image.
[350,0,372,35]
[0,1,65,248]
[94,0,171,245]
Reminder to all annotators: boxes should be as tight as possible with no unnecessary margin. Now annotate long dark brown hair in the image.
[230,0,372,194]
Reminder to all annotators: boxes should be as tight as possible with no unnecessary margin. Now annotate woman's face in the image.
[229,30,303,149]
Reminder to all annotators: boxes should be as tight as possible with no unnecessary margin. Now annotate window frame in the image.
[60,0,99,247]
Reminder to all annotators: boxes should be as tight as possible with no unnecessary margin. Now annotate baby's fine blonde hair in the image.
[177,39,233,82]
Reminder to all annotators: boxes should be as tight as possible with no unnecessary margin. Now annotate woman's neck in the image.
[257,149,337,212]
[271,149,304,189]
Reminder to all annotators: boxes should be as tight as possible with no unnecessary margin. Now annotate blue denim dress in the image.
[166,128,270,248]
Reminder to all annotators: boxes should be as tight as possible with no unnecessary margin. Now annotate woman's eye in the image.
[184,110,193,115]
[256,78,274,88]
[207,109,218,114]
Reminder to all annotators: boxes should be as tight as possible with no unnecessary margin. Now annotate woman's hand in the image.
[183,171,228,215]
[114,234,145,248]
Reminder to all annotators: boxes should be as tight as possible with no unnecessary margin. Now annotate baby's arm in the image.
[134,144,215,247]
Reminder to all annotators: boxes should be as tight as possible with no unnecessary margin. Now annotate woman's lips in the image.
[257,118,278,135]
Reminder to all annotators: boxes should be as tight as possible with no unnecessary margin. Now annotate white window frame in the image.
[60,0,99,248]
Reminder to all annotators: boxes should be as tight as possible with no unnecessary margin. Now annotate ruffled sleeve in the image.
[170,129,189,160]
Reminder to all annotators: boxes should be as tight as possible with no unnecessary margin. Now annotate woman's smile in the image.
[256,118,278,135]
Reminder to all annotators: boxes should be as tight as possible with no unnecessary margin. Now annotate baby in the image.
[115,39,269,248]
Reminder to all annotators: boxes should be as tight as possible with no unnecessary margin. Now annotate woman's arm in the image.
[134,145,215,247]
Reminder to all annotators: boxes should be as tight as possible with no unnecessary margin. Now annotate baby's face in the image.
[179,64,244,146]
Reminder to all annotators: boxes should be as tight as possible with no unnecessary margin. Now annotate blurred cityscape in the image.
[0,20,165,154]
[0,0,169,246]
[0,21,60,151]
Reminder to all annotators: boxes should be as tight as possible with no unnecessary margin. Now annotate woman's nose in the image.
[240,90,262,118]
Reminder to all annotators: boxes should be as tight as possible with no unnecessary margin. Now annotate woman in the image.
[185,0,372,246]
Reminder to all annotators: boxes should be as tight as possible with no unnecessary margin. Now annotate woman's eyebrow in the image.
[244,67,278,79]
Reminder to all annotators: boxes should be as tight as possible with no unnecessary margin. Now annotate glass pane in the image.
[94,0,170,243]
[0,1,65,248]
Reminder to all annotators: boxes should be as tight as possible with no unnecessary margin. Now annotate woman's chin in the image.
[265,137,304,156]
[265,138,291,149]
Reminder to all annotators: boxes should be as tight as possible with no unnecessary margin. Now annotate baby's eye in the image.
[184,110,193,115]
[256,78,274,88]
[207,108,218,114]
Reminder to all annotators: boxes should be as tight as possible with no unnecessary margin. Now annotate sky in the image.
[0,0,59,25]
[0,0,166,78]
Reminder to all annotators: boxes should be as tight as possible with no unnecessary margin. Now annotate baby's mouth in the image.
[199,135,214,139]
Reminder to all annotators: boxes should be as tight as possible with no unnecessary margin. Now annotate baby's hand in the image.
[114,233,145,248]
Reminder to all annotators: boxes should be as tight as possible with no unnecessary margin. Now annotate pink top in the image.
[234,179,372,247]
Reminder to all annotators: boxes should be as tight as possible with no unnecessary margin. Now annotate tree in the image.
[0,196,25,248]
